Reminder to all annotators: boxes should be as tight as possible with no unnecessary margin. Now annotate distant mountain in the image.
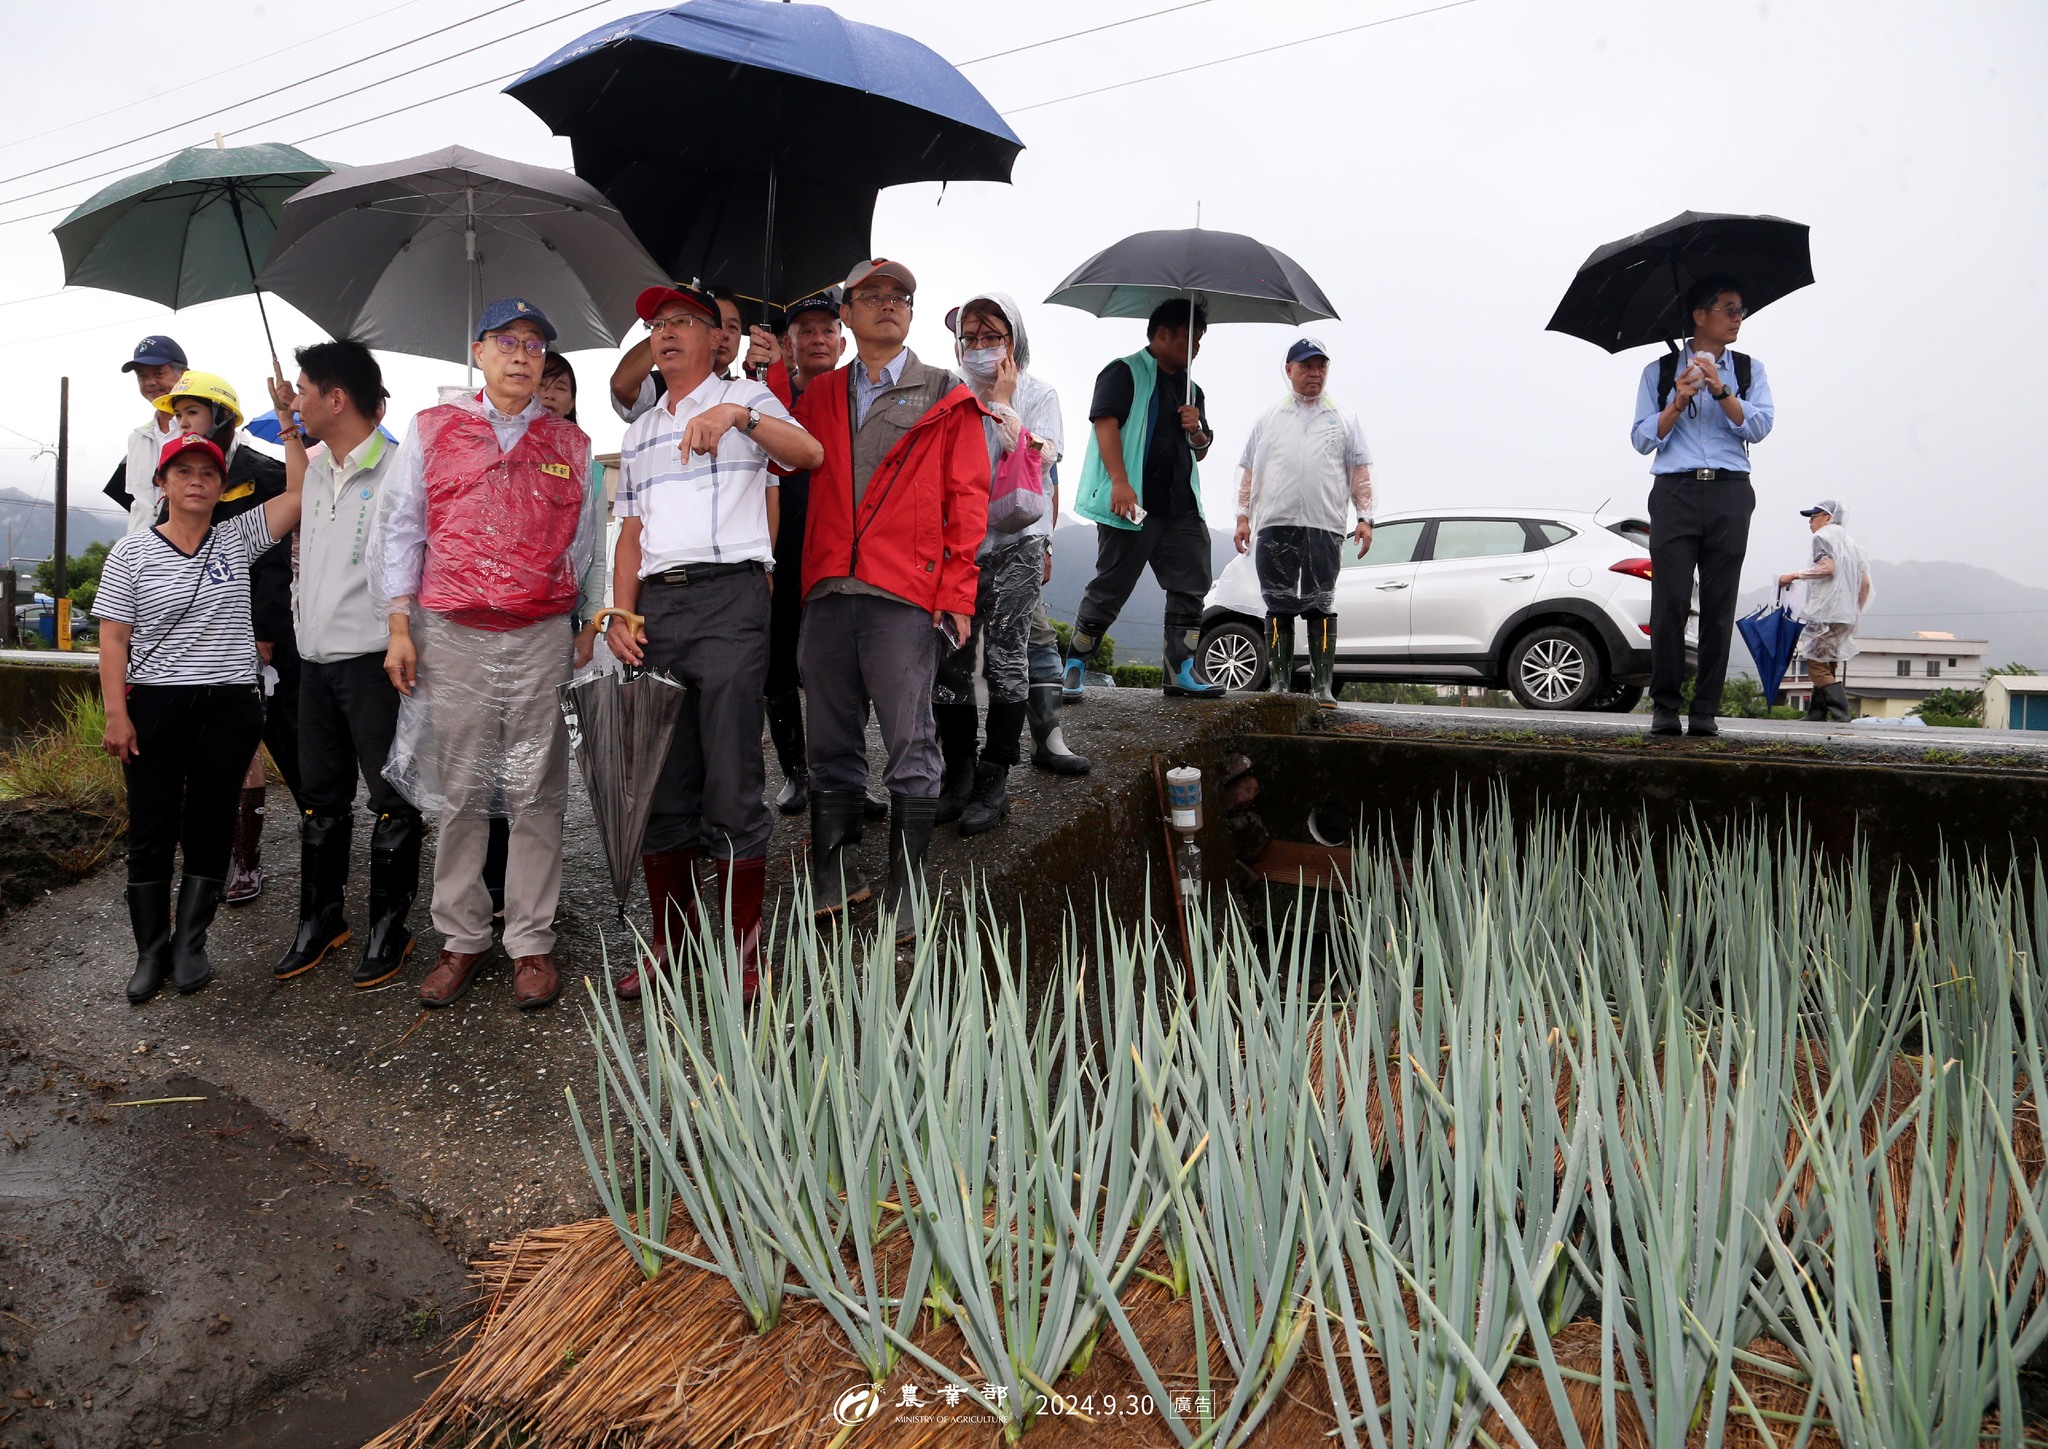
[1041,522,1238,664]
[1736,560,2048,673]
[0,486,127,575]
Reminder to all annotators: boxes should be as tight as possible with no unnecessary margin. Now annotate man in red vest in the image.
[792,260,992,944]
[374,298,603,1011]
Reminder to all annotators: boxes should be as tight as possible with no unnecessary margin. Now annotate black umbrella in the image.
[1045,227,1339,325]
[1546,210,1813,353]
[505,0,1022,306]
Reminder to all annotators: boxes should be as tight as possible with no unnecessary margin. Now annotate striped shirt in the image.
[95,509,276,685]
[616,373,794,575]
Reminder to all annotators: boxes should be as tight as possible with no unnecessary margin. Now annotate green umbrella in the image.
[53,141,332,372]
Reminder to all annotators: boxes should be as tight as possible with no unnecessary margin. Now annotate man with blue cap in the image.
[1232,337,1375,705]
[102,335,188,534]
[371,297,604,1012]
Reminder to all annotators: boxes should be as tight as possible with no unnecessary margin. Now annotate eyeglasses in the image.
[1708,302,1748,319]
[851,291,913,310]
[486,334,548,355]
[958,330,1010,347]
[644,313,709,333]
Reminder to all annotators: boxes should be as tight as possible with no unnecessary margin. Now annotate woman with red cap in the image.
[95,434,304,1002]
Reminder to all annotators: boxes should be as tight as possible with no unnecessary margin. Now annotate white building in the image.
[1779,631,1986,719]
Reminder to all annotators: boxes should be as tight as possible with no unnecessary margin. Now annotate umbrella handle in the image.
[593,606,644,635]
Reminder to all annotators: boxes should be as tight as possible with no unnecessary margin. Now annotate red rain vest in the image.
[415,403,588,631]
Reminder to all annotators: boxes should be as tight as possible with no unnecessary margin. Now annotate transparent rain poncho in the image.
[366,387,604,819]
[1793,521,1873,665]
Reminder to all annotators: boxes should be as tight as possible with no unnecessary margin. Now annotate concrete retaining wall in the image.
[0,657,100,737]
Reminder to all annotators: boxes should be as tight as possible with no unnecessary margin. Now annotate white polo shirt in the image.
[1236,391,1373,534]
[616,373,793,574]
[296,429,396,662]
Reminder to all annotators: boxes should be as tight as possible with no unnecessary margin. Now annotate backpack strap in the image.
[1655,352,1679,411]
[1732,351,1752,398]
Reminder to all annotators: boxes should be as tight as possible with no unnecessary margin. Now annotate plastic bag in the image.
[989,430,1049,534]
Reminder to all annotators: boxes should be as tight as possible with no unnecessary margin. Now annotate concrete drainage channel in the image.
[2,687,2043,1447]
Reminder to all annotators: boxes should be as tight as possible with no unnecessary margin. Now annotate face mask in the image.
[958,345,1005,381]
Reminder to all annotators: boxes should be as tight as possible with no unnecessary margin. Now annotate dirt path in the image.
[0,1043,469,1449]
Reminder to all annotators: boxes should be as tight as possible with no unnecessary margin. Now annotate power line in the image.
[1006,0,1480,113]
[0,0,625,221]
[956,0,1221,66]
[0,0,437,155]
[0,0,543,189]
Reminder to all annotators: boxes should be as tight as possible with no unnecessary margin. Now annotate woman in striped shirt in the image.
[96,430,304,1002]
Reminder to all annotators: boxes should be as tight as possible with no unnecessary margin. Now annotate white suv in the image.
[1198,508,1699,711]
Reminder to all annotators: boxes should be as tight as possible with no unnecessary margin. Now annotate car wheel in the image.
[1506,625,1603,710]
[1199,620,1266,692]
[1585,682,1644,713]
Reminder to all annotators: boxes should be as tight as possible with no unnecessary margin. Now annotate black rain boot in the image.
[932,701,979,825]
[1027,683,1091,775]
[1062,627,1102,702]
[808,790,872,916]
[125,880,174,1004]
[1163,622,1224,699]
[880,794,938,946]
[1803,679,1831,722]
[356,812,423,988]
[1823,682,1852,722]
[1265,615,1297,693]
[962,696,1025,837]
[766,690,810,815]
[1308,616,1339,707]
[224,786,266,904]
[272,813,353,981]
[171,876,225,995]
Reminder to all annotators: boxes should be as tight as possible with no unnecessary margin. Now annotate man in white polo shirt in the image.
[605,283,823,1004]
[1232,337,1374,706]
[101,335,187,533]
[265,339,423,992]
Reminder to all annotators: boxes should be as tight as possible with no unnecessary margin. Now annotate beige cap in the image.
[840,258,917,295]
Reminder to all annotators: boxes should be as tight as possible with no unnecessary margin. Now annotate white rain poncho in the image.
[953,290,1064,557]
[1792,520,1872,665]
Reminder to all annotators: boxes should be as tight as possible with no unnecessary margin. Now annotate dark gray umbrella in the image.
[1547,210,1813,353]
[1045,228,1338,325]
[559,621,686,916]
[255,145,668,365]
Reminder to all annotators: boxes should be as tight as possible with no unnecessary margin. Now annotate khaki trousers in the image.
[415,614,570,957]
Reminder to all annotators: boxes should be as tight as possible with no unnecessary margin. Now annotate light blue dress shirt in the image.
[1630,339,1775,473]
[852,348,908,427]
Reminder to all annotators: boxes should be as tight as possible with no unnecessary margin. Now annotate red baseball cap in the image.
[154,434,227,479]
[634,284,720,326]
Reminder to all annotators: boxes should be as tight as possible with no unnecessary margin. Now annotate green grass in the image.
[0,693,125,822]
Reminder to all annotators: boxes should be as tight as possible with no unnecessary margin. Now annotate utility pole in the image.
[53,377,69,649]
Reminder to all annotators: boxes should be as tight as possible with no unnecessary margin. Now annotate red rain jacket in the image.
[415,404,588,631]
[793,368,991,617]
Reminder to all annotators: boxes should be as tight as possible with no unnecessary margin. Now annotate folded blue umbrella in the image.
[246,409,396,448]
[1737,597,1804,705]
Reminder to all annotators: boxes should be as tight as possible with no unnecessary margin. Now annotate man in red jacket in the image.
[793,259,991,943]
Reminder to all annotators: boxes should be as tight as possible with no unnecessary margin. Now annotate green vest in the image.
[1074,348,1204,531]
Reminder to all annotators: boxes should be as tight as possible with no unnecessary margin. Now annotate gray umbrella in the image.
[558,636,686,915]
[255,145,668,364]
[1045,227,1339,325]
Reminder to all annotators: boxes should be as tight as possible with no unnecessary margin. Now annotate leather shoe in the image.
[419,949,486,1008]
[1649,709,1683,737]
[511,953,560,1010]
[1687,716,1721,738]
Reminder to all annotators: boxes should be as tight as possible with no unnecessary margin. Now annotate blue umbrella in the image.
[505,0,1022,304]
[1737,594,1805,706]
[245,410,398,448]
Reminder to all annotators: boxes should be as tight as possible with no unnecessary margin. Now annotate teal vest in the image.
[1074,348,1204,531]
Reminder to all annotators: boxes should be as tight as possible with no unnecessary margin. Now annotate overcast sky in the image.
[1,0,2042,594]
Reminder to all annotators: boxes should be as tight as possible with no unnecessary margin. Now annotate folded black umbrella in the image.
[1547,210,1812,353]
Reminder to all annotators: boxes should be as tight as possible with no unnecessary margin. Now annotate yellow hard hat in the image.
[154,371,243,428]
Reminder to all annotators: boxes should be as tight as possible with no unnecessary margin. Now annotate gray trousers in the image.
[1074,508,1214,641]
[414,614,570,958]
[640,568,774,860]
[799,591,942,796]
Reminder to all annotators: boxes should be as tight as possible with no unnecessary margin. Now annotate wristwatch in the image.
[744,406,761,433]
[1712,384,1733,401]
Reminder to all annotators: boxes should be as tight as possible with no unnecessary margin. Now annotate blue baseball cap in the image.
[1286,337,1330,365]
[121,335,187,372]
[475,297,557,342]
